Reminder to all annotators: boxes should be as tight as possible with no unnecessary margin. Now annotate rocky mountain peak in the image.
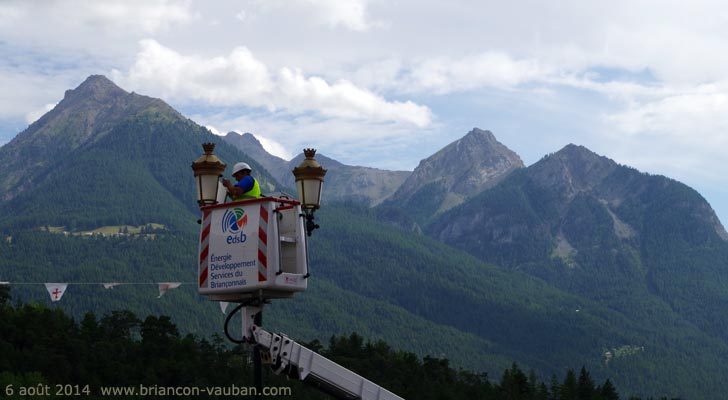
[0,75,181,199]
[63,75,126,103]
[530,144,619,195]
[461,127,497,143]
[390,127,524,214]
[222,132,291,185]
[448,128,506,159]
[29,75,177,140]
[224,132,267,155]
[553,144,607,164]
[227,131,260,146]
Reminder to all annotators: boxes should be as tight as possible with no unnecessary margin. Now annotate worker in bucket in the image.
[222,162,262,200]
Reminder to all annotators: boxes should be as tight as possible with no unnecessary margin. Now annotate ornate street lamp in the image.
[191,143,226,207]
[292,148,327,236]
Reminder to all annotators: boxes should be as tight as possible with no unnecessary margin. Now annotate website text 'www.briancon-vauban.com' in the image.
[4,383,292,397]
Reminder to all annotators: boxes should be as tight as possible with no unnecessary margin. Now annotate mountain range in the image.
[222,131,410,206]
[2,75,728,399]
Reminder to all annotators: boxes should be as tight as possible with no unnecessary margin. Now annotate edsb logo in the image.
[222,207,248,244]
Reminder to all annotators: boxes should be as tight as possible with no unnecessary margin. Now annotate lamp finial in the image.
[202,143,216,154]
[303,148,317,159]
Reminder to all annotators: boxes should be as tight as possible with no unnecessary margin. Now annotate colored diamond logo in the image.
[222,207,248,233]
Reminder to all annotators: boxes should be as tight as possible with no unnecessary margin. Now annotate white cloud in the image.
[11,0,197,34]
[0,71,69,120]
[114,40,431,127]
[402,53,549,94]
[0,0,199,71]
[356,52,647,97]
[252,134,292,160]
[601,83,728,181]
[246,0,377,31]
[0,3,24,24]
[607,85,728,141]
[560,79,727,203]
[205,125,223,136]
[304,0,373,31]
[79,0,196,33]
[25,103,57,125]
[115,40,272,107]
[275,67,431,126]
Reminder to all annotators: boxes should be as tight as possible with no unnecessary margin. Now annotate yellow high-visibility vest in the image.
[232,178,261,200]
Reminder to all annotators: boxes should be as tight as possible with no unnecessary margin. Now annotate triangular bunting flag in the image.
[220,301,229,314]
[103,283,122,289]
[44,283,68,302]
[157,282,182,298]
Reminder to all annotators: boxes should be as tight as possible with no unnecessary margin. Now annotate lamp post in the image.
[191,143,226,207]
[292,148,327,236]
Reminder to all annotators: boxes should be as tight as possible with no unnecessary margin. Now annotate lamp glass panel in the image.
[296,180,306,206]
[302,179,322,208]
[200,175,220,204]
[315,181,323,205]
[195,178,203,203]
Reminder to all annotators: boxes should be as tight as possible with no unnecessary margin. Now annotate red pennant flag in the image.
[44,283,68,302]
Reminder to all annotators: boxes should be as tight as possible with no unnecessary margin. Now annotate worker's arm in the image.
[223,177,254,197]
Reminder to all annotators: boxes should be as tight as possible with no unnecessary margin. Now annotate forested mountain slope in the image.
[427,145,728,337]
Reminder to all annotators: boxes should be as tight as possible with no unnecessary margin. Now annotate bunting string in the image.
[3,282,195,285]
[0,282,200,303]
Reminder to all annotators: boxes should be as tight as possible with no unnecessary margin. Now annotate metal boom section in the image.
[251,325,406,400]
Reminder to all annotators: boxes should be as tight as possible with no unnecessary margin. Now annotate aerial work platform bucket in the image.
[198,196,308,302]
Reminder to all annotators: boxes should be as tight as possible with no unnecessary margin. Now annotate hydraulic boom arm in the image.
[250,325,406,400]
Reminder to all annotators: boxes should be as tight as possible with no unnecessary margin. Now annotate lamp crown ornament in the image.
[297,148,323,169]
[202,142,216,154]
[192,143,225,169]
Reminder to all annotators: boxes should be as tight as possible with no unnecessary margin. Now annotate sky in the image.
[1,0,728,225]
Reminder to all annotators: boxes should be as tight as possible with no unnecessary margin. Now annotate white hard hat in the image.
[232,162,252,175]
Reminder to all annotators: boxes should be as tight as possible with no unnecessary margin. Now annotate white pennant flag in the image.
[44,283,68,302]
[157,282,182,298]
[103,283,122,289]
[220,301,230,314]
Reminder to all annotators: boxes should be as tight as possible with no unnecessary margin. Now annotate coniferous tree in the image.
[598,379,620,400]
[535,382,551,400]
[577,366,596,400]
[560,369,578,400]
[500,363,531,400]
[550,374,561,400]
[529,369,540,395]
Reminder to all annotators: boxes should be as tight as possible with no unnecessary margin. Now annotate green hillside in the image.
[4,202,726,398]
[0,112,276,232]
[0,208,611,370]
